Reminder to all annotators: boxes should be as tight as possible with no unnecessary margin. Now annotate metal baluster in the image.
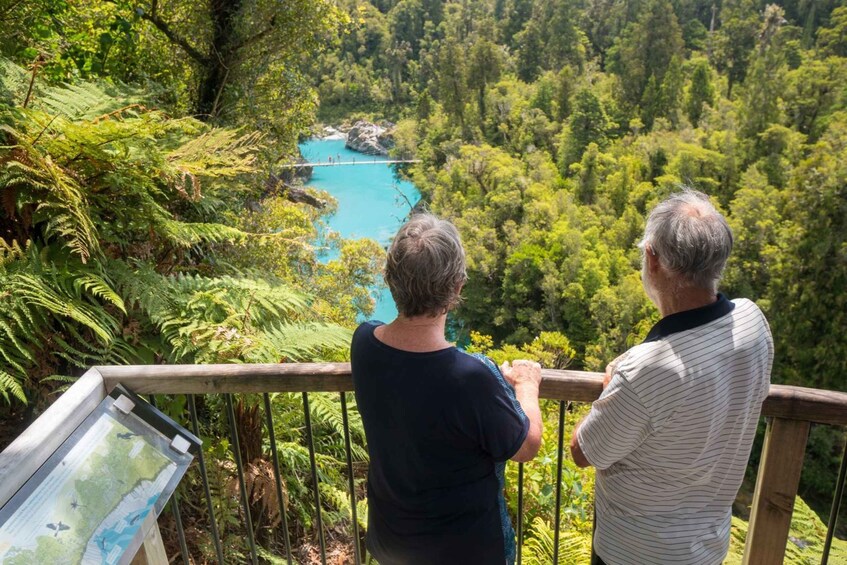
[148,395,191,564]
[517,462,525,565]
[225,393,258,565]
[170,490,191,564]
[553,400,566,564]
[303,392,327,565]
[188,394,225,564]
[263,393,293,564]
[340,392,362,565]
[821,435,847,565]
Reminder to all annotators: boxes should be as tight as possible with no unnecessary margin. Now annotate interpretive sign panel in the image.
[0,385,199,565]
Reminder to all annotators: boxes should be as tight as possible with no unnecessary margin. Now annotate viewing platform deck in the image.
[1,364,845,564]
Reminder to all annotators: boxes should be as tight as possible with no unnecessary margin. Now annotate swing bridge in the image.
[281,159,421,168]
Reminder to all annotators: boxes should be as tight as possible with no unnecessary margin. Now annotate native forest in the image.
[0,0,846,562]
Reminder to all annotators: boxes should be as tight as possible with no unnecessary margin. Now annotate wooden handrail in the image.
[761,384,847,426]
[97,363,354,395]
[96,364,847,426]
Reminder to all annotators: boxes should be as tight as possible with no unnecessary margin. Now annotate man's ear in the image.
[645,244,661,273]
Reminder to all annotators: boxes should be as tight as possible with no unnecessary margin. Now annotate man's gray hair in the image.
[384,213,467,317]
[639,189,733,292]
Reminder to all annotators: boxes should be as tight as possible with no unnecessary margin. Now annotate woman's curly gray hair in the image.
[384,214,467,317]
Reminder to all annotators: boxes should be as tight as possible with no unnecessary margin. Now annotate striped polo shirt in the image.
[576,295,773,565]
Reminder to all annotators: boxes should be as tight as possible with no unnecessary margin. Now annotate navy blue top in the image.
[351,321,530,565]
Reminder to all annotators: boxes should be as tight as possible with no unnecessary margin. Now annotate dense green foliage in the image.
[0,0,346,158]
[0,53,379,557]
[725,497,847,563]
[315,0,847,396]
[0,57,372,395]
[2,0,847,561]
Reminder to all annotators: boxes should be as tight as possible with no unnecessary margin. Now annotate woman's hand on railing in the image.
[501,359,542,390]
[502,360,544,463]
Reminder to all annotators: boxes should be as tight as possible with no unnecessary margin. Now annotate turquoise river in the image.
[299,138,420,322]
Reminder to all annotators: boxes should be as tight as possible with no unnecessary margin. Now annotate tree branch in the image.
[136,2,210,65]
[230,16,277,52]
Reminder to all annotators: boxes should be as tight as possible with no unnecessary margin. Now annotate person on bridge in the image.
[570,189,773,565]
[351,213,543,565]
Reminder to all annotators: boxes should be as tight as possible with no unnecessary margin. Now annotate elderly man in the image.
[570,190,773,565]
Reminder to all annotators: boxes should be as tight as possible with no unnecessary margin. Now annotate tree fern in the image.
[159,220,252,248]
[306,393,349,438]
[35,82,144,121]
[0,57,292,398]
[166,128,264,179]
[0,58,143,120]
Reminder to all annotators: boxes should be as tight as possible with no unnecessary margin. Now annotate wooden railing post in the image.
[130,522,168,565]
[742,417,810,565]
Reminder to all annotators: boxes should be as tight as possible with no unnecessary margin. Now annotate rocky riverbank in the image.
[313,121,395,155]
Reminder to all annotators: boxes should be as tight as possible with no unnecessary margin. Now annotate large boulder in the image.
[346,121,393,155]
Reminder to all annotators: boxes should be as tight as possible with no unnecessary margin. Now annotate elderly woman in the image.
[351,214,543,565]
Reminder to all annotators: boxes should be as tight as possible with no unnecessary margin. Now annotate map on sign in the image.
[0,386,198,565]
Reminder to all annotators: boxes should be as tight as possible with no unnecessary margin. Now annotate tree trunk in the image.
[196,0,243,119]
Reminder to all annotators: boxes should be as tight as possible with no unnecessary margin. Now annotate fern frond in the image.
[160,220,251,247]
[0,319,36,364]
[0,370,26,404]
[169,274,310,324]
[1,126,101,262]
[11,274,115,342]
[0,57,29,103]
[37,374,77,395]
[30,78,145,121]
[306,393,348,438]
[73,274,126,313]
[248,322,352,363]
[166,128,263,179]
[520,517,592,565]
[320,482,353,516]
[107,260,175,316]
[0,240,27,268]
